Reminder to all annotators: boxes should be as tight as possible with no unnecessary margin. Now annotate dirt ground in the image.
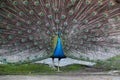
[0,68,120,80]
[0,74,120,80]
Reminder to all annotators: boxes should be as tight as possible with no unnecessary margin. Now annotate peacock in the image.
[0,0,120,71]
[51,32,66,71]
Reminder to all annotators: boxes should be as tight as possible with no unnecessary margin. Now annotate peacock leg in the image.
[52,58,56,70]
[57,58,60,72]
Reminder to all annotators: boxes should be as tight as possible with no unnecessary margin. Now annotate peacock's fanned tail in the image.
[0,0,120,62]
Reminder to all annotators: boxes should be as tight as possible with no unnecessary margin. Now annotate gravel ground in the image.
[0,75,120,80]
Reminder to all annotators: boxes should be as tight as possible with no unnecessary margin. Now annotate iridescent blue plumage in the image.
[53,35,65,58]
[51,32,66,59]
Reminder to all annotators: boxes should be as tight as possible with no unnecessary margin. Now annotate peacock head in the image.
[58,32,61,37]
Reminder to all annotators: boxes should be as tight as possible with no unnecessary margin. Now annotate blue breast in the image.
[53,36,65,58]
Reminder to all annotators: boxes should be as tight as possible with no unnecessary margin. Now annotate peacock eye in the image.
[18,30,23,34]
[114,16,120,22]
[109,1,115,6]
[46,23,51,27]
[48,15,53,19]
[72,19,78,23]
[7,13,14,18]
[23,0,29,5]
[63,22,68,27]
[6,25,12,30]
[27,20,32,25]
[12,1,18,6]
[29,10,35,15]
[37,21,42,25]
[8,35,14,39]
[69,10,74,16]
[54,8,59,13]
[55,19,60,24]
[21,38,27,42]
[97,1,103,6]
[0,2,6,7]
[61,15,66,19]
[92,11,97,16]
[29,35,34,40]
[86,0,91,5]
[47,31,50,35]
[34,1,40,6]
[46,3,50,8]
[27,29,32,33]
[16,22,22,26]
[38,12,44,17]
[19,11,24,16]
